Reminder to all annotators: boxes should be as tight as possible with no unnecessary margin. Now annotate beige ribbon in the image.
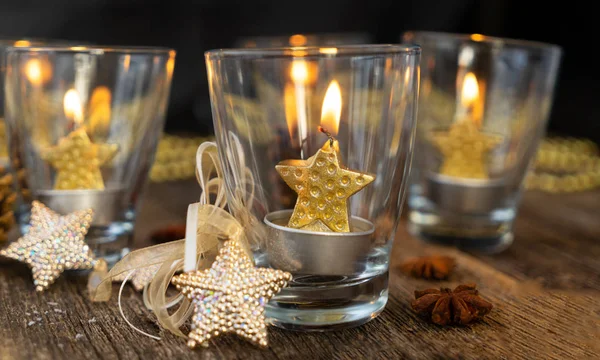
[89,137,257,338]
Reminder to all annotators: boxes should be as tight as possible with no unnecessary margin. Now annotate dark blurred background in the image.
[0,0,596,142]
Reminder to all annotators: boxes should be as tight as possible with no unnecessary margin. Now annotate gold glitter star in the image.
[430,120,502,179]
[172,240,291,348]
[112,264,160,291]
[42,127,119,190]
[275,139,375,232]
[0,201,96,292]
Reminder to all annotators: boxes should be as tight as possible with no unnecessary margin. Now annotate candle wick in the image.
[318,126,335,147]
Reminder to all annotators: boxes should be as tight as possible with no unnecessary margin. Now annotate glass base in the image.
[408,188,517,254]
[85,223,133,265]
[409,221,514,253]
[265,271,388,331]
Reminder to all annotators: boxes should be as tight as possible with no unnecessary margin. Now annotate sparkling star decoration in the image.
[112,264,160,291]
[171,240,291,348]
[276,139,375,232]
[430,120,503,179]
[0,201,96,292]
[42,127,119,190]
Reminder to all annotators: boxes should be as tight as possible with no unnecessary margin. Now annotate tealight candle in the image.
[33,88,124,227]
[424,72,505,213]
[264,80,377,274]
[42,88,119,191]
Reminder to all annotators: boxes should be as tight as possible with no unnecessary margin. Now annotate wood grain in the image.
[0,183,598,360]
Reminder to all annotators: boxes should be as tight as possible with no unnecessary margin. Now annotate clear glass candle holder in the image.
[206,45,420,330]
[402,31,562,253]
[5,46,176,264]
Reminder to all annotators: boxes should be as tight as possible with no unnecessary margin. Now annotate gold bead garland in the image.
[150,135,214,182]
[525,137,600,193]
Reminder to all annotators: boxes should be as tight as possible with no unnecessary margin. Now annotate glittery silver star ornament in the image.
[112,264,160,291]
[0,201,99,292]
[172,240,292,348]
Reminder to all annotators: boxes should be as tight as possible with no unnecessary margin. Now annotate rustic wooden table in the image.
[1,181,598,360]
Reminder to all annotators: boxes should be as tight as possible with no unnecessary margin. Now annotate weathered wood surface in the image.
[0,181,598,360]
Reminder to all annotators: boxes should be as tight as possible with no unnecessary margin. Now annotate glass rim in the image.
[403,31,561,52]
[0,38,52,46]
[205,44,421,59]
[6,45,175,55]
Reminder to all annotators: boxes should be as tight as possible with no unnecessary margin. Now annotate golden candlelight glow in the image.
[289,34,307,47]
[320,80,342,135]
[13,40,31,47]
[63,89,84,124]
[470,34,485,42]
[284,84,297,139]
[319,47,338,55]
[167,50,176,78]
[290,61,309,84]
[461,72,479,106]
[460,72,483,127]
[123,55,131,71]
[89,86,112,134]
[290,49,308,57]
[25,59,42,85]
[24,58,52,86]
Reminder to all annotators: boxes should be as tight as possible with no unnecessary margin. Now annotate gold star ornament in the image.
[430,120,502,179]
[171,240,291,348]
[276,136,375,232]
[42,127,119,190]
[0,201,100,292]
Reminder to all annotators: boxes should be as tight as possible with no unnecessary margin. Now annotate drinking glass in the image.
[5,46,176,264]
[402,31,562,253]
[206,45,420,329]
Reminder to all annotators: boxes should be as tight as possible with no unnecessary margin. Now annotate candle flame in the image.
[460,72,483,127]
[284,83,297,139]
[25,59,42,85]
[290,61,308,84]
[64,89,84,124]
[13,40,31,47]
[289,34,307,47]
[24,58,52,86]
[461,72,479,106]
[320,80,342,135]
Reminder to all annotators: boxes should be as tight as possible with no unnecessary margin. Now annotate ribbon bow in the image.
[89,137,257,338]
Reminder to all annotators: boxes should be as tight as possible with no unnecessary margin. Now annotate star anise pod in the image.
[412,284,493,326]
[401,255,456,280]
